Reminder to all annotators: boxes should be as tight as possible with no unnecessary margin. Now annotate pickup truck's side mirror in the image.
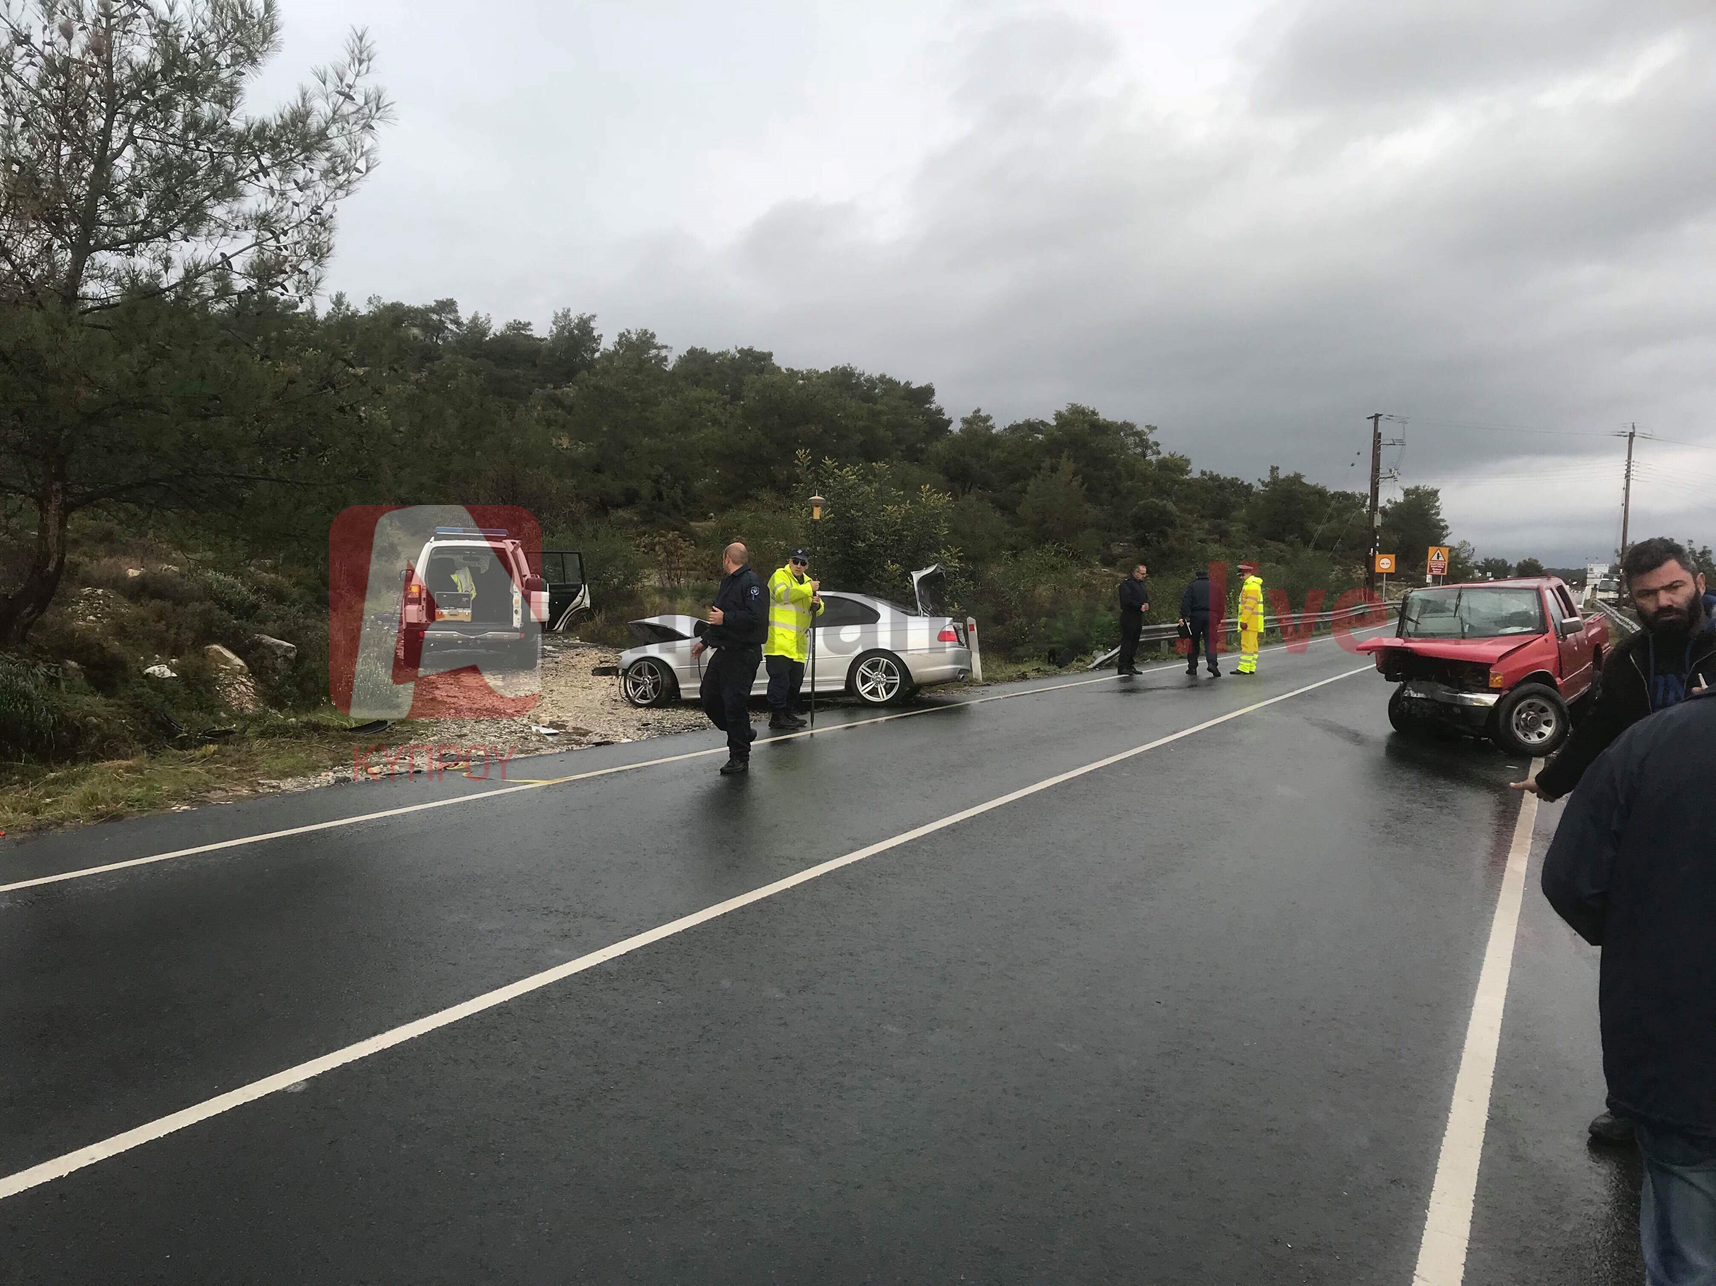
[1559,617,1583,638]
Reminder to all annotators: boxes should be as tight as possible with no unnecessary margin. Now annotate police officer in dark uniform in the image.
[1115,562,1151,676]
[691,542,768,775]
[1179,568,1220,678]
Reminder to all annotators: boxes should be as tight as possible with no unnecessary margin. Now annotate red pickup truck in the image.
[1356,577,1609,757]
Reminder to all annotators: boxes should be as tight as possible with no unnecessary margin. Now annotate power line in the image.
[1635,432,1716,453]
[1393,416,1618,439]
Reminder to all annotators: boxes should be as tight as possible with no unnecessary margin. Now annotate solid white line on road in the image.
[1410,762,1544,1286]
[0,628,1392,897]
[0,664,1372,1203]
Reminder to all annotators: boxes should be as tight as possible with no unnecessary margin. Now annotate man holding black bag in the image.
[1115,563,1151,677]
[1179,568,1220,678]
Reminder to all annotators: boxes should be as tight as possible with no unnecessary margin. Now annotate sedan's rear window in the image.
[628,621,689,644]
[816,597,881,628]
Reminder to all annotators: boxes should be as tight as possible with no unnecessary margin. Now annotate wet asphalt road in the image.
[0,633,1645,1284]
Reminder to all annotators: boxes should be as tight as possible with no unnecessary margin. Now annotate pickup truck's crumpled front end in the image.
[1356,637,1532,732]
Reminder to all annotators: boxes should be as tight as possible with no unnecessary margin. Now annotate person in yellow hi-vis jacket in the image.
[1236,561,1264,675]
[764,548,825,729]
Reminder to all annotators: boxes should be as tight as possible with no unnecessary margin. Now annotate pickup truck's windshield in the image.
[1400,587,1546,639]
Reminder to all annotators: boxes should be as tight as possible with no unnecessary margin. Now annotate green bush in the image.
[33,624,132,695]
[0,654,57,759]
[191,568,260,618]
[546,523,647,610]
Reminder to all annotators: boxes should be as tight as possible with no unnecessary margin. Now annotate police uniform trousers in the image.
[1185,612,1218,674]
[1117,611,1145,672]
[701,645,762,760]
[764,653,806,710]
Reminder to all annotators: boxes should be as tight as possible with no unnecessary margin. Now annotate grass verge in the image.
[0,728,360,836]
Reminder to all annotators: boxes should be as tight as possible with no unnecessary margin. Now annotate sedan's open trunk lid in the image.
[910,564,947,618]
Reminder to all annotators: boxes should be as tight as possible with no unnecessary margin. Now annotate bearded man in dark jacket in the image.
[1516,537,1716,1150]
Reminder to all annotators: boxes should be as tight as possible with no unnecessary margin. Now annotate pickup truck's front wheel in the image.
[1387,685,1423,735]
[1491,682,1569,758]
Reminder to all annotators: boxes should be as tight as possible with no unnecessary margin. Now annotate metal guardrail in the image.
[1596,601,1640,636]
[1089,600,1401,670]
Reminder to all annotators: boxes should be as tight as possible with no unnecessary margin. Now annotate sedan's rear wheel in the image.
[1491,682,1569,758]
[850,650,908,706]
[623,658,677,708]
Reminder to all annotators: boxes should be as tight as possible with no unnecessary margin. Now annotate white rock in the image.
[204,644,249,672]
[144,664,178,679]
[251,634,298,662]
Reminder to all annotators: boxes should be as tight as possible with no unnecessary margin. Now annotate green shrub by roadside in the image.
[0,654,57,758]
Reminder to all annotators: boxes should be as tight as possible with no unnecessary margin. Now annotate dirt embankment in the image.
[317,640,710,789]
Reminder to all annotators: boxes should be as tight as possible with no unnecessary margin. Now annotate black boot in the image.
[1587,1110,1634,1145]
[719,757,749,776]
[769,712,794,729]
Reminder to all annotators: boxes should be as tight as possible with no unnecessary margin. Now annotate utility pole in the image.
[1366,412,1382,596]
[1619,422,1636,556]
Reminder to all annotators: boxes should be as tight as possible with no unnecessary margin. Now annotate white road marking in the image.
[0,665,1372,1202]
[0,628,1392,896]
[1410,763,1543,1286]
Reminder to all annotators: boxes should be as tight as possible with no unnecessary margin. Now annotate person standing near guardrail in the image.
[1115,563,1151,677]
[1179,568,1220,678]
[690,542,768,775]
[1542,682,1716,1283]
[1235,562,1264,676]
[764,548,824,729]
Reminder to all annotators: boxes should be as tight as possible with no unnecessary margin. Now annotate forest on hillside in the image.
[1,288,1474,761]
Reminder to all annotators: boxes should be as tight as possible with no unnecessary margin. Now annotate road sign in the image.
[1374,554,1396,574]
[1427,546,1450,578]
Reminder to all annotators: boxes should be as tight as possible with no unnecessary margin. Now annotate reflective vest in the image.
[1239,574,1265,632]
[764,566,823,661]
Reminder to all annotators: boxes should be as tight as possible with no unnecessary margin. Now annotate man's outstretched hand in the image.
[1509,777,1543,796]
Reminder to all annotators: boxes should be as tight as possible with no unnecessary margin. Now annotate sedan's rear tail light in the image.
[938,625,962,643]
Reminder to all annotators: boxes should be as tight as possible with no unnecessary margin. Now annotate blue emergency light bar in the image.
[432,526,511,537]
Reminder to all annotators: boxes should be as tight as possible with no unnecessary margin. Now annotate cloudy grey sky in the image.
[259,0,1716,566]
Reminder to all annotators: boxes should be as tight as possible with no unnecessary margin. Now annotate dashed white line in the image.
[1410,762,1543,1285]
[0,664,1372,1203]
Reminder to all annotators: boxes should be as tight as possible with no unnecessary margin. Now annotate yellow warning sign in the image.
[1427,546,1450,578]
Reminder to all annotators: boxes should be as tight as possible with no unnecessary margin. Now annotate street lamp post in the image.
[808,495,826,726]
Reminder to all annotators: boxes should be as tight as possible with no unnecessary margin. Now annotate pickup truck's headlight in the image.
[1488,670,1506,689]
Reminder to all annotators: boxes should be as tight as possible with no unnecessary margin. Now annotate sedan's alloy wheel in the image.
[855,655,902,704]
[625,662,664,706]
